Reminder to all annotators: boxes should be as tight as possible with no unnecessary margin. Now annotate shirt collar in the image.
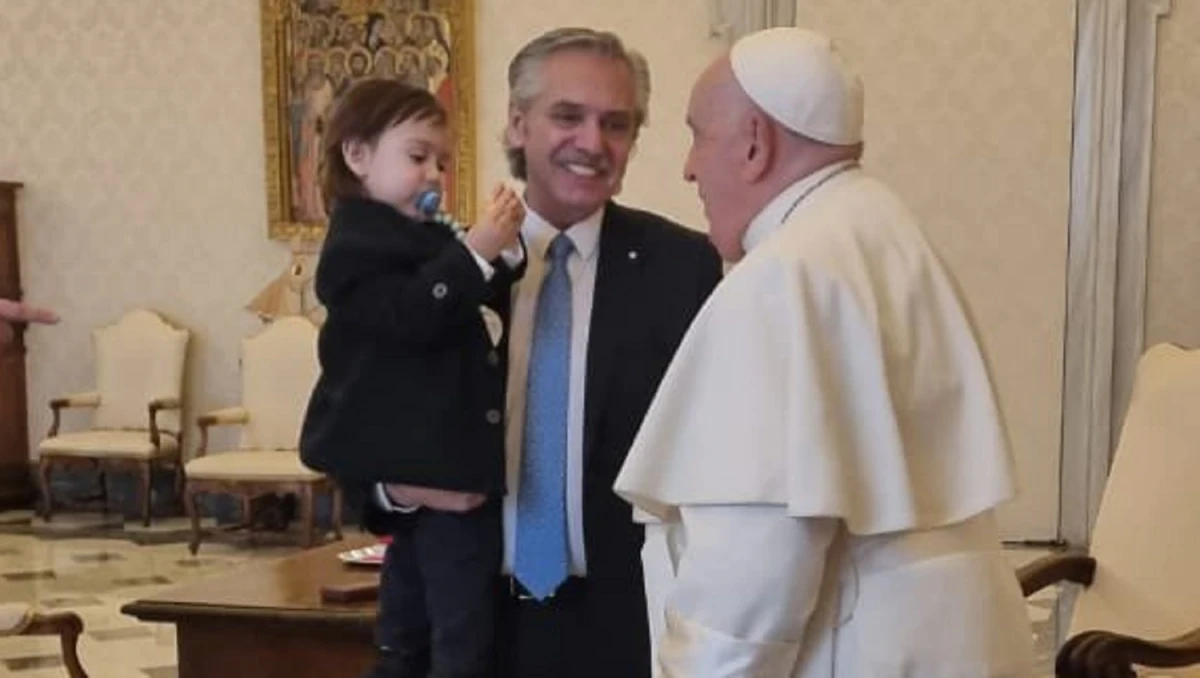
[521,201,604,262]
[742,160,858,254]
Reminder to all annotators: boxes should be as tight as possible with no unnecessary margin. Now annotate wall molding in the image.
[1111,0,1171,453]
[1059,0,1171,547]
[707,0,796,43]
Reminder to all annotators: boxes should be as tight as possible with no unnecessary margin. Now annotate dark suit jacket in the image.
[363,201,723,677]
[299,197,525,495]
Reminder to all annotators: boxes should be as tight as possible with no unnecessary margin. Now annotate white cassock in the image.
[614,161,1036,677]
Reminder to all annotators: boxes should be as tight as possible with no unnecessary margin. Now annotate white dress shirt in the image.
[502,205,603,576]
[377,205,604,578]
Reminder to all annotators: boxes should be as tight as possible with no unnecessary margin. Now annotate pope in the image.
[614,26,1035,677]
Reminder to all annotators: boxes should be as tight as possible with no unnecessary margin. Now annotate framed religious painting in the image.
[260,0,476,241]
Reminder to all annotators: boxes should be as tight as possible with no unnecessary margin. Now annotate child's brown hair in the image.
[320,78,448,208]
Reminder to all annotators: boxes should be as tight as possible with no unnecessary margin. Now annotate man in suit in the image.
[366,27,723,678]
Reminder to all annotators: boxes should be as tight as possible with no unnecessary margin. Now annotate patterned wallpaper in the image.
[794,0,1075,539]
[0,0,720,457]
[1145,1,1200,349]
[0,0,282,456]
[2,0,1081,538]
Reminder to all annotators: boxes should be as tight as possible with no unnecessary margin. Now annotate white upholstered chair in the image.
[1019,343,1200,676]
[37,309,189,526]
[183,316,342,553]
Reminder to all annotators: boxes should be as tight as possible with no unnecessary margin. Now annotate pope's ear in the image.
[740,112,774,183]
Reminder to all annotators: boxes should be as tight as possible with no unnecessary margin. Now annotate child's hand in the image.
[465,183,525,261]
[384,484,486,512]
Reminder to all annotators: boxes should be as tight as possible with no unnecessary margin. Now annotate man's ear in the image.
[342,139,370,177]
[740,112,774,183]
[505,104,527,149]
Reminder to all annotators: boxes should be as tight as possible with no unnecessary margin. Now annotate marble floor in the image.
[0,510,305,678]
[0,510,1068,678]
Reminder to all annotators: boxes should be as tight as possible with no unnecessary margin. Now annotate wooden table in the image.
[122,536,381,678]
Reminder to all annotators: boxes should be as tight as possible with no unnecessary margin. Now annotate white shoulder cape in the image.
[615,171,1018,535]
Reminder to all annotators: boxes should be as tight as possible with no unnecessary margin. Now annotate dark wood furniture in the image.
[121,536,380,678]
[0,181,33,510]
[1,605,88,678]
[1019,552,1200,677]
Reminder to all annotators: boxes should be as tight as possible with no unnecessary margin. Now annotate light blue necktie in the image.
[514,233,574,599]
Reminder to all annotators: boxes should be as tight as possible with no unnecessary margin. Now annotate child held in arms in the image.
[300,77,526,678]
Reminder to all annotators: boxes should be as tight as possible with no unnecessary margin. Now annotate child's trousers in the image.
[365,499,502,678]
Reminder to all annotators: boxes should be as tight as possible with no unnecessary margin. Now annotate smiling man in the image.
[362,27,724,678]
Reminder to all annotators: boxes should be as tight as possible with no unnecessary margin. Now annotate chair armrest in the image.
[1017,552,1096,597]
[46,392,101,437]
[1056,626,1200,677]
[194,407,251,457]
[149,397,181,411]
[50,392,101,409]
[148,397,183,448]
[21,610,86,678]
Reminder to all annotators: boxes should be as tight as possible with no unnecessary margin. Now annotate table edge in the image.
[120,599,374,628]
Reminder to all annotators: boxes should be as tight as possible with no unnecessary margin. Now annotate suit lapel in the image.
[584,203,646,458]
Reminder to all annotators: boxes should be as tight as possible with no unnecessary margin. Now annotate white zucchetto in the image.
[730,26,864,145]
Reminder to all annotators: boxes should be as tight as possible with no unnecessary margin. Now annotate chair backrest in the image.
[238,316,319,451]
[91,309,189,433]
[1069,343,1200,666]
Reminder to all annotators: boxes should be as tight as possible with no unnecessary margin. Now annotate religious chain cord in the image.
[429,210,468,241]
[779,161,860,225]
[416,188,468,241]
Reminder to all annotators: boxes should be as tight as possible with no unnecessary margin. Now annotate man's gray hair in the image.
[504,27,651,180]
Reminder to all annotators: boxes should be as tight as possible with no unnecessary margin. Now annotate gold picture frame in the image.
[260,0,476,241]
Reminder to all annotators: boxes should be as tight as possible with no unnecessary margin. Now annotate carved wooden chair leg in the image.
[23,611,87,678]
[173,462,186,515]
[330,484,344,541]
[37,456,54,522]
[138,461,153,527]
[94,466,108,515]
[241,494,253,530]
[300,484,315,548]
[185,486,203,556]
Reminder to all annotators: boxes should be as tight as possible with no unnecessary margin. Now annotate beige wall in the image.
[794,0,1076,539]
[0,1,719,455]
[1145,1,1200,348]
[0,0,1085,538]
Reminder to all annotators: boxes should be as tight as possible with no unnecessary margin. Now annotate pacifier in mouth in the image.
[415,189,442,217]
[414,188,464,236]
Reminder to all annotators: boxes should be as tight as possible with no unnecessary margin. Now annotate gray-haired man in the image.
[367,27,723,678]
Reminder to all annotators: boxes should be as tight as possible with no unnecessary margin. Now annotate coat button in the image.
[485,409,501,424]
[487,350,500,366]
[432,282,448,299]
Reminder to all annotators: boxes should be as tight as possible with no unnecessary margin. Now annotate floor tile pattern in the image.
[0,512,1070,677]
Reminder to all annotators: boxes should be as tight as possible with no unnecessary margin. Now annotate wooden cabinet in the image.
[0,181,33,509]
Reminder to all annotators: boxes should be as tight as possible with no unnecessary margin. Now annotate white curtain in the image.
[1059,0,1172,549]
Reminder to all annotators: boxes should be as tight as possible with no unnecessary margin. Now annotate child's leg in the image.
[413,499,502,678]
[365,531,431,678]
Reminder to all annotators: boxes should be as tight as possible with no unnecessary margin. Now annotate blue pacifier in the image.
[415,188,465,236]
[415,189,442,218]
